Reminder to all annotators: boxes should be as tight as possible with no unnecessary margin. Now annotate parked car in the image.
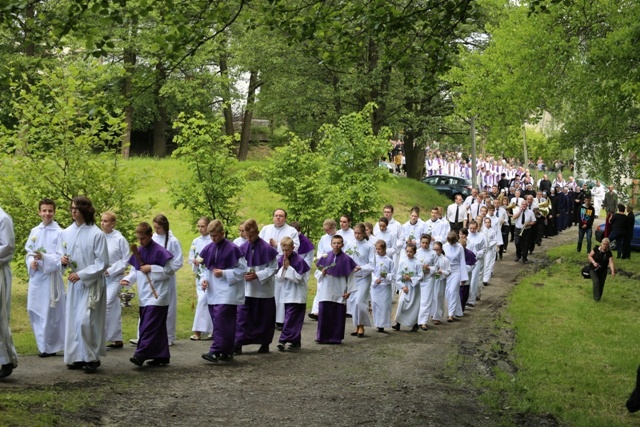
[594,212,640,249]
[422,174,473,199]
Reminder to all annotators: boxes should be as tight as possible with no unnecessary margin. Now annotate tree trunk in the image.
[25,4,35,56]
[153,63,168,157]
[121,48,136,159]
[219,52,235,137]
[237,70,258,161]
[403,131,426,180]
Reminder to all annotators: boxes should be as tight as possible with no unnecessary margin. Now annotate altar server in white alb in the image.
[152,214,184,346]
[59,196,109,372]
[371,240,394,333]
[25,198,65,357]
[100,211,131,349]
[416,234,438,331]
[0,205,18,379]
[308,219,337,320]
[443,231,468,322]
[392,242,423,332]
[188,216,212,341]
[430,241,451,325]
[276,236,310,351]
[345,223,374,337]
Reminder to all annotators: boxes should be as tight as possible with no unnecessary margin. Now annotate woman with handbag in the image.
[587,238,616,302]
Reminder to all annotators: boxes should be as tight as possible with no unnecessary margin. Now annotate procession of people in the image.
[0,155,632,379]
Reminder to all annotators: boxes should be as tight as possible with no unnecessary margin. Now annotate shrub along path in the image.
[3,229,579,426]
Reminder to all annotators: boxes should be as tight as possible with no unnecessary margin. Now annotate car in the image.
[422,174,473,199]
[595,212,640,249]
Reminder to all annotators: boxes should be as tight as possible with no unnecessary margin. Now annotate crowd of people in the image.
[0,163,634,379]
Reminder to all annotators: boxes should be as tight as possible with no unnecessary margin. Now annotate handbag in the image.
[581,264,592,279]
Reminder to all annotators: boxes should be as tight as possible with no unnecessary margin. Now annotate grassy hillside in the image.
[10,153,450,355]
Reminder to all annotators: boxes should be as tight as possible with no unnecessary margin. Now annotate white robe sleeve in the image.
[106,235,130,277]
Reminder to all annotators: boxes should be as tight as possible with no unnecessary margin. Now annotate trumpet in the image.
[519,224,530,236]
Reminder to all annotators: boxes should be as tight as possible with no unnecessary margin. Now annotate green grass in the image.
[485,244,640,426]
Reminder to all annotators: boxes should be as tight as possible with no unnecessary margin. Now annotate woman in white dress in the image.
[188,216,212,341]
[345,223,374,337]
[429,241,451,325]
[442,231,468,323]
[392,243,422,332]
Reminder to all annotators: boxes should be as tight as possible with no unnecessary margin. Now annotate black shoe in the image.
[0,364,14,378]
[277,342,286,352]
[345,313,352,318]
[218,353,233,361]
[307,313,318,321]
[288,343,301,351]
[391,323,400,331]
[202,351,219,363]
[106,343,123,349]
[357,333,364,338]
[38,352,57,358]
[66,361,87,370]
[146,358,170,366]
[84,360,101,373]
[377,328,386,333]
[515,257,521,262]
[275,323,283,331]
[258,344,269,354]
[129,356,144,367]
[350,331,358,336]
[483,282,488,286]
[410,324,419,332]
[626,366,640,413]
[234,345,242,355]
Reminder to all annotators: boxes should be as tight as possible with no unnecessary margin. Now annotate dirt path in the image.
[3,229,580,426]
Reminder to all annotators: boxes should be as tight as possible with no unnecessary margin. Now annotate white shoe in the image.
[129,338,138,345]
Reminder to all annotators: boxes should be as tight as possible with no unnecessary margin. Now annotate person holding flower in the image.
[25,198,65,357]
[416,234,437,331]
[430,242,451,325]
[100,211,130,350]
[392,242,423,332]
[345,223,374,337]
[188,216,212,341]
[315,235,357,344]
[58,196,109,372]
[371,240,395,332]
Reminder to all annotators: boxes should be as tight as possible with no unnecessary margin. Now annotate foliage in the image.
[265,135,331,239]
[265,104,391,239]
[0,62,147,252]
[170,111,244,230]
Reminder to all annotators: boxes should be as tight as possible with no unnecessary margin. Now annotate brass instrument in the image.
[538,200,551,216]
[506,202,517,210]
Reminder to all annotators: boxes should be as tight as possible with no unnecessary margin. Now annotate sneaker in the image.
[277,342,286,352]
[288,343,301,351]
[129,338,138,346]
[129,356,144,367]
[218,353,233,362]
[202,352,219,363]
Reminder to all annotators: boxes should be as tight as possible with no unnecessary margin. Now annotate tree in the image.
[170,111,245,230]
[0,62,147,249]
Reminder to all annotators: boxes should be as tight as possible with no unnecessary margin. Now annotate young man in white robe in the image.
[373,205,404,268]
[58,196,109,372]
[308,219,337,320]
[465,221,486,307]
[25,198,65,357]
[101,211,130,349]
[188,216,212,341]
[345,223,374,337]
[0,205,18,378]
[416,235,437,331]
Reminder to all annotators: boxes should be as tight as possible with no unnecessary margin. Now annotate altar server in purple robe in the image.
[276,237,310,351]
[200,220,247,363]
[315,235,357,344]
[122,222,175,367]
[235,219,279,355]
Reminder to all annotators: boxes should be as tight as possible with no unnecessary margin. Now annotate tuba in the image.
[538,200,551,216]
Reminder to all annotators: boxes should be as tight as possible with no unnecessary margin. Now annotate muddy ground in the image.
[2,231,578,426]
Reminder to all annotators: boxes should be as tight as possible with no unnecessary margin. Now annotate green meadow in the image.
[484,244,640,426]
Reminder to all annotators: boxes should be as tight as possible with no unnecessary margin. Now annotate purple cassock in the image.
[277,251,311,346]
[316,251,357,344]
[129,241,173,362]
[200,238,244,356]
[235,239,279,348]
[460,248,476,312]
[298,233,315,256]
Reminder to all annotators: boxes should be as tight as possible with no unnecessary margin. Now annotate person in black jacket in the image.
[621,205,635,259]
[608,204,628,258]
[576,198,595,253]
